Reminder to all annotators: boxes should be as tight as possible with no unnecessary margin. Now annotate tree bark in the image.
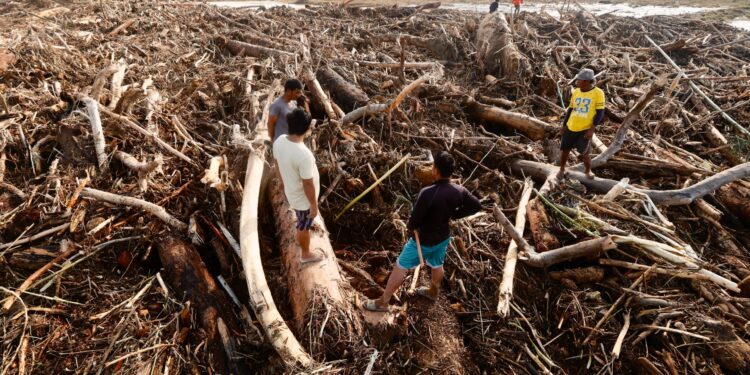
[317,66,370,112]
[268,179,362,358]
[716,184,750,225]
[526,197,560,252]
[157,236,240,374]
[465,97,555,141]
[476,12,529,79]
[219,37,296,58]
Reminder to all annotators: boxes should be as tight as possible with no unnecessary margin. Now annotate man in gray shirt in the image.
[268,79,309,141]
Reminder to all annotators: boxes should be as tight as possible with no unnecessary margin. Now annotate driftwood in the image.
[219,37,296,58]
[317,66,370,112]
[465,97,555,141]
[476,12,529,79]
[157,236,241,374]
[497,179,532,316]
[511,159,750,206]
[115,150,162,192]
[81,97,108,173]
[81,188,187,231]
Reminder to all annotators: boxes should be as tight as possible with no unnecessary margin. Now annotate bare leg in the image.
[376,266,408,307]
[557,149,571,179]
[581,153,594,178]
[297,229,320,262]
[427,266,444,299]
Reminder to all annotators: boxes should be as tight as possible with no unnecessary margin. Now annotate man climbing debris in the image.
[490,0,499,13]
[364,151,482,312]
[557,68,605,180]
[273,108,323,265]
[268,78,309,141]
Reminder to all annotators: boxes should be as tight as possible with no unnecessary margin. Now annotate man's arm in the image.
[561,108,573,127]
[302,178,318,218]
[454,189,482,220]
[407,190,429,233]
[268,115,278,140]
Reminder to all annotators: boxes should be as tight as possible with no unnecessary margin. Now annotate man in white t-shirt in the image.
[273,108,322,264]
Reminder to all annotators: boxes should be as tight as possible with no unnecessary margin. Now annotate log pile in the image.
[1,1,750,374]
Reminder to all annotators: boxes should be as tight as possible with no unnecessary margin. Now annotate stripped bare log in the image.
[511,159,750,206]
[304,68,338,121]
[108,60,127,109]
[476,12,529,79]
[219,38,296,58]
[81,188,187,232]
[497,179,532,316]
[523,237,617,268]
[81,97,109,173]
[114,150,163,192]
[465,98,555,141]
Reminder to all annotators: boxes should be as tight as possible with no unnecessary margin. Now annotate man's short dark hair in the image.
[284,79,303,92]
[287,108,311,135]
[433,151,455,178]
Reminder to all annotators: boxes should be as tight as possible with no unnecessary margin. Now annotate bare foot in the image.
[585,171,595,179]
[556,170,566,180]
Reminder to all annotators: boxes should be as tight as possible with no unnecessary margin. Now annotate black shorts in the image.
[561,127,591,154]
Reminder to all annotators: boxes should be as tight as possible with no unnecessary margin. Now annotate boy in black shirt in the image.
[364,152,482,312]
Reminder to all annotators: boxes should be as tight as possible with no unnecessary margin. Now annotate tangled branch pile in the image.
[1,0,749,374]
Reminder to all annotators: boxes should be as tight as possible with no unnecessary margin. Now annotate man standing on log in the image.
[557,68,605,180]
[364,151,482,312]
[273,108,323,264]
[268,79,309,142]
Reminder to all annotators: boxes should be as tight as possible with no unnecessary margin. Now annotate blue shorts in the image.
[295,210,314,231]
[396,237,450,270]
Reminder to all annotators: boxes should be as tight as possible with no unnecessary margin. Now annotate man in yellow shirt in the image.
[557,68,605,180]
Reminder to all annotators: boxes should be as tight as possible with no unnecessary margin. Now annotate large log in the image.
[157,236,241,374]
[465,97,555,141]
[238,83,314,367]
[716,184,750,225]
[317,66,370,112]
[268,179,362,357]
[511,159,750,206]
[526,197,560,252]
[476,12,529,79]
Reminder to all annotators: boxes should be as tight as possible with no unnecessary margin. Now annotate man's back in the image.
[490,1,499,12]
[408,179,481,246]
[273,135,320,210]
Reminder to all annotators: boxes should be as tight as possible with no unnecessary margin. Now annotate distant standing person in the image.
[363,151,482,312]
[512,0,523,17]
[557,68,605,180]
[273,108,323,264]
[489,0,499,13]
[268,79,309,141]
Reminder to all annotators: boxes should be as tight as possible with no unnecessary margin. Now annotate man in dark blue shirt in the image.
[364,151,482,312]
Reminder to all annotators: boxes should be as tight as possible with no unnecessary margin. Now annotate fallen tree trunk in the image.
[465,97,555,141]
[317,66,370,112]
[268,178,362,357]
[218,37,296,58]
[511,159,750,206]
[526,197,560,252]
[716,184,750,225]
[476,12,529,79]
[157,236,241,374]
[238,83,314,368]
[497,179,533,316]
